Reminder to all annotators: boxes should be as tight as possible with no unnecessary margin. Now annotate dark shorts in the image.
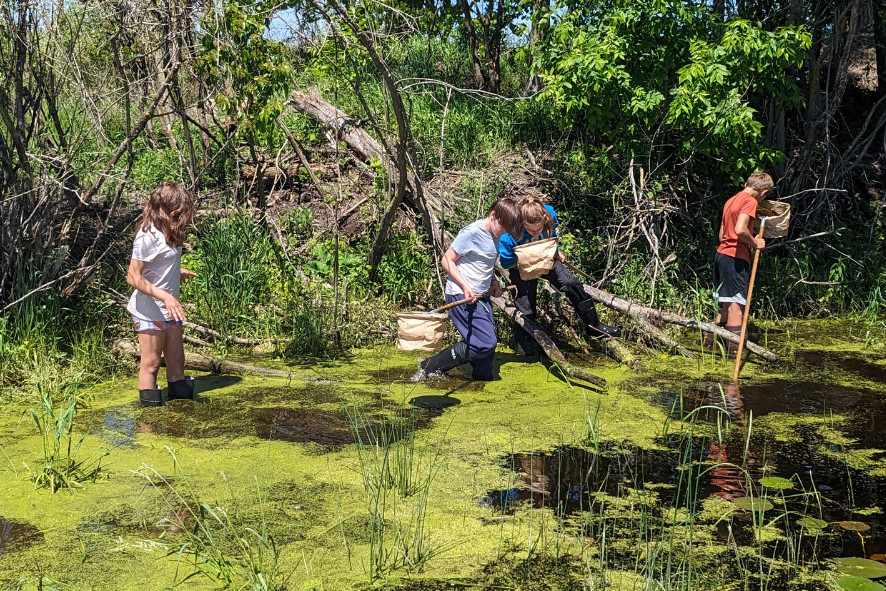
[713,252,749,305]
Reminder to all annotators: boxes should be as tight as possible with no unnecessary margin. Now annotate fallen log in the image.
[183,334,212,348]
[113,340,332,382]
[581,285,779,362]
[287,89,447,257]
[538,281,643,369]
[489,296,607,389]
[631,316,695,359]
[599,336,644,371]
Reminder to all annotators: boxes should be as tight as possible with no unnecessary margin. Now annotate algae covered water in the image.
[1,319,884,590]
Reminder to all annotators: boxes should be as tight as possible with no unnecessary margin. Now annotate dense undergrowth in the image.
[1,25,884,402]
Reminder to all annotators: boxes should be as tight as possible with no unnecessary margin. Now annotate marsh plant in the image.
[346,405,448,581]
[134,448,289,591]
[23,384,107,493]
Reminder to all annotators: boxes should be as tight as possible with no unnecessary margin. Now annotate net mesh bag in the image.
[397,312,448,352]
[756,200,791,239]
[513,237,558,280]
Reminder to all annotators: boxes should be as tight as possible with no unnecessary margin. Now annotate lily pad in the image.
[797,517,828,530]
[839,521,872,532]
[836,575,885,591]
[760,476,794,490]
[833,558,886,579]
[732,497,773,512]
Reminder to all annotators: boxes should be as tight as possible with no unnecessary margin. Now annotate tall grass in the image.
[23,384,107,493]
[134,447,290,590]
[184,213,275,337]
[346,405,448,581]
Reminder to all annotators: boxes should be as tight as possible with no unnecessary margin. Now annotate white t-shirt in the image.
[126,225,182,321]
[444,219,500,296]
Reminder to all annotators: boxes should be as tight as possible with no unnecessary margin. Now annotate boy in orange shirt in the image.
[712,171,773,347]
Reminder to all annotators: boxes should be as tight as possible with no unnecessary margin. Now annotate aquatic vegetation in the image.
[22,384,107,493]
[347,404,449,581]
[133,447,291,590]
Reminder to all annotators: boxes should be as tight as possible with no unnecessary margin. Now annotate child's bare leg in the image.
[725,303,745,329]
[138,330,168,390]
[164,324,185,383]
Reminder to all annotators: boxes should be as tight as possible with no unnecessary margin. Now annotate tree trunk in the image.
[113,340,332,382]
[581,284,779,362]
[456,0,488,89]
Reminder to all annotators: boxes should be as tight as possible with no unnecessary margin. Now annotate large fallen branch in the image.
[582,285,779,362]
[287,90,446,256]
[114,340,331,382]
[489,296,607,389]
[630,317,695,359]
[537,281,644,369]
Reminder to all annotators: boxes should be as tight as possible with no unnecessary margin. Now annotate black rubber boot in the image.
[413,342,470,381]
[576,300,621,338]
[167,376,195,400]
[139,387,164,407]
[514,339,536,357]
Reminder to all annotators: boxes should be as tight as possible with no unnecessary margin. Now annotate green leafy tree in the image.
[196,0,294,209]
[535,0,810,179]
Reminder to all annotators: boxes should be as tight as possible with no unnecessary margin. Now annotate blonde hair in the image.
[487,197,523,239]
[744,171,774,193]
[141,181,195,248]
[520,196,554,236]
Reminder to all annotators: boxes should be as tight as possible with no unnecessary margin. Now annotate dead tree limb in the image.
[537,281,643,369]
[490,295,607,388]
[80,59,182,204]
[114,340,331,382]
[581,284,779,362]
[287,90,445,256]
[631,316,695,359]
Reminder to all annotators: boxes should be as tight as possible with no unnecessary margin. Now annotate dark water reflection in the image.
[0,518,43,556]
[483,348,886,564]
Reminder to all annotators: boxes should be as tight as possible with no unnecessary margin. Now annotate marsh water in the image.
[1,319,885,589]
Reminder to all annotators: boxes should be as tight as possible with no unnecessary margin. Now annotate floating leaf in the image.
[797,517,828,530]
[839,521,872,532]
[732,497,773,512]
[871,555,886,563]
[833,558,886,579]
[836,575,885,591]
[760,476,794,490]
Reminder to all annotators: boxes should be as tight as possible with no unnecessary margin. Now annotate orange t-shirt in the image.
[717,190,758,262]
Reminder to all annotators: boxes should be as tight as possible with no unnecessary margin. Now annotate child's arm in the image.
[181,269,196,282]
[498,234,518,269]
[734,214,765,250]
[440,247,475,301]
[126,259,186,321]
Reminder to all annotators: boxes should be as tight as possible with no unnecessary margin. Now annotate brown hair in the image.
[520,196,554,237]
[487,196,522,239]
[140,181,195,248]
[744,171,774,194]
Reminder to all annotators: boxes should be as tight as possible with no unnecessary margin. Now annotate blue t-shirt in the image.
[444,219,500,296]
[498,204,559,270]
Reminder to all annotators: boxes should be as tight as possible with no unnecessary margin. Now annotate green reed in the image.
[23,384,107,493]
[134,447,289,590]
[346,404,447,581]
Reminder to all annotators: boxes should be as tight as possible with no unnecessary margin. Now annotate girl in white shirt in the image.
[125,181,196,406]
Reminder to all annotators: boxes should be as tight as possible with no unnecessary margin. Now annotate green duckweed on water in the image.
[1,319,885,590]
